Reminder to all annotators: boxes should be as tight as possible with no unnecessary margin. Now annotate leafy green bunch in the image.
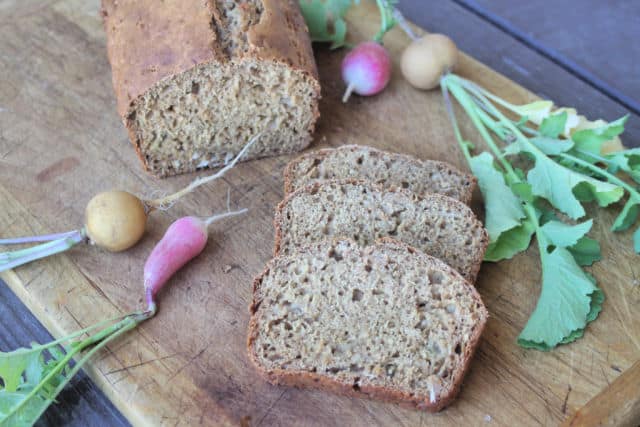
[0,312,149,426]
[441,74,636,351]
[299,0,397,48]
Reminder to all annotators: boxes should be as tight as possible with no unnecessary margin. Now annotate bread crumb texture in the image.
[276,181,488,282]
[249,239,488,411]
[102,0,320,177]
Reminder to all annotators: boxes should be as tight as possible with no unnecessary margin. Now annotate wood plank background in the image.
[0,1,637,426]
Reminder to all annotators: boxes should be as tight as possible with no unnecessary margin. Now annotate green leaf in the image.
[539,219,593,248]
[526,151,624,219]
[571,116,628,155]
[0,348,43,392]
[530,137,574,155]
[606,148,640,184]
[510,182,533,202]
[633,227,640,253]
[568,237,601,266]
[611,197,640,232]
[517,245,603,350]
[299,0,357,49]
[469,152,526,242]
[539,112,568,138]
[484,218,536,261]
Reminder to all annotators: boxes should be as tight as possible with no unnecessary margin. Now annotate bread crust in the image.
[101,0,320,174]
[247,238,488,412]
[273,179,489,283]
[283,145,477,205]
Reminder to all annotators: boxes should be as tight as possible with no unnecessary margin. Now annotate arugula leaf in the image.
[469,152,526,243]
[517,245,603,350]
[539,112,567,138]
[526,151,623,219]
[299,0,356,49]
[568,237,601,266]
[539,219,592,248]
[571,116,628,155]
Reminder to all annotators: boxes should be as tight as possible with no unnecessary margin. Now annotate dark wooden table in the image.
[1,1,638,426]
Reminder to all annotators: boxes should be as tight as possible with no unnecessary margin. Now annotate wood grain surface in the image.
[0,1,639,426]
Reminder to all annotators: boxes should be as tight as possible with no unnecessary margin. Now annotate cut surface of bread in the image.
[275,180,488,282]
[248,238,488,411]
[102,0,320,177]
[284,145,476,204]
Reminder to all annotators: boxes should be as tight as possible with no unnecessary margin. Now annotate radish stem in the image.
[0,230,85,273]
[145,134,261,211]
[392,7,419,41]
[0,230,81,245]
[342,83,355,103]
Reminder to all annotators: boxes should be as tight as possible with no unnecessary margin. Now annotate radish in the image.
[143,211,245,312]
[341,41,392,103]
[400,34,459,90]
[340,0,397,103]
[0,210,245,425]
[0,134,260,272]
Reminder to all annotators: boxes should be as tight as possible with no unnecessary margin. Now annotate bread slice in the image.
[248,238,488,412]
[274,180,488,283]
[284,145,476,204]
[101,0,320,177]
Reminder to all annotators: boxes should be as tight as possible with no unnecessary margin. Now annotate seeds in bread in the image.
[275,180,488,283]
[248,238,488,412]
[102,0,320,177]
[284,145,476,204]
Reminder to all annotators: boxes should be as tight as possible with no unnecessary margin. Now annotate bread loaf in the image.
[101,0,321,177]
[274,180,488,282]
[284,145,476,204]
[248,238,488,411]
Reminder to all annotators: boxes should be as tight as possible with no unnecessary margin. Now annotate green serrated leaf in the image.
[568,237,601,266]
[611,197,640,232]
[606,147,640,178]
[526,151,624,219]
[540,219,593,248]
[571,116,628,155]
[530,137,574,155]
[0,348,43,392]
[510,182,533,202]
[469,152,526,243]
[539,112,568,138]
[299,0,356,49]
[517,246,603,350]
[484,218,536,261]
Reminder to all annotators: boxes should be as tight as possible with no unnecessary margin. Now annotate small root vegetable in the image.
[0,135,260,272]
[143,210,246,312]
[0,210,245,425]
[85,190,147,252]
[401,34,458,90]
[341,41,392,103]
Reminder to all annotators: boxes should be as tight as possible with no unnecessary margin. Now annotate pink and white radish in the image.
[143,211,245,313]
[0,135,260,273]
[341,41,392,102]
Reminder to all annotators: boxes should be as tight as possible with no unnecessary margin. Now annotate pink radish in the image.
[341,41,392,103]
[143,210,246,313]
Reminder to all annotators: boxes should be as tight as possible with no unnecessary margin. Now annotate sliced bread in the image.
[248,238,488,412]
[274,180,488,283]
[284,145,476,204]
[102,0,320,177]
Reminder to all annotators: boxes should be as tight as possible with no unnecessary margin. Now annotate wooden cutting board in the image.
[1,1,638,426]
